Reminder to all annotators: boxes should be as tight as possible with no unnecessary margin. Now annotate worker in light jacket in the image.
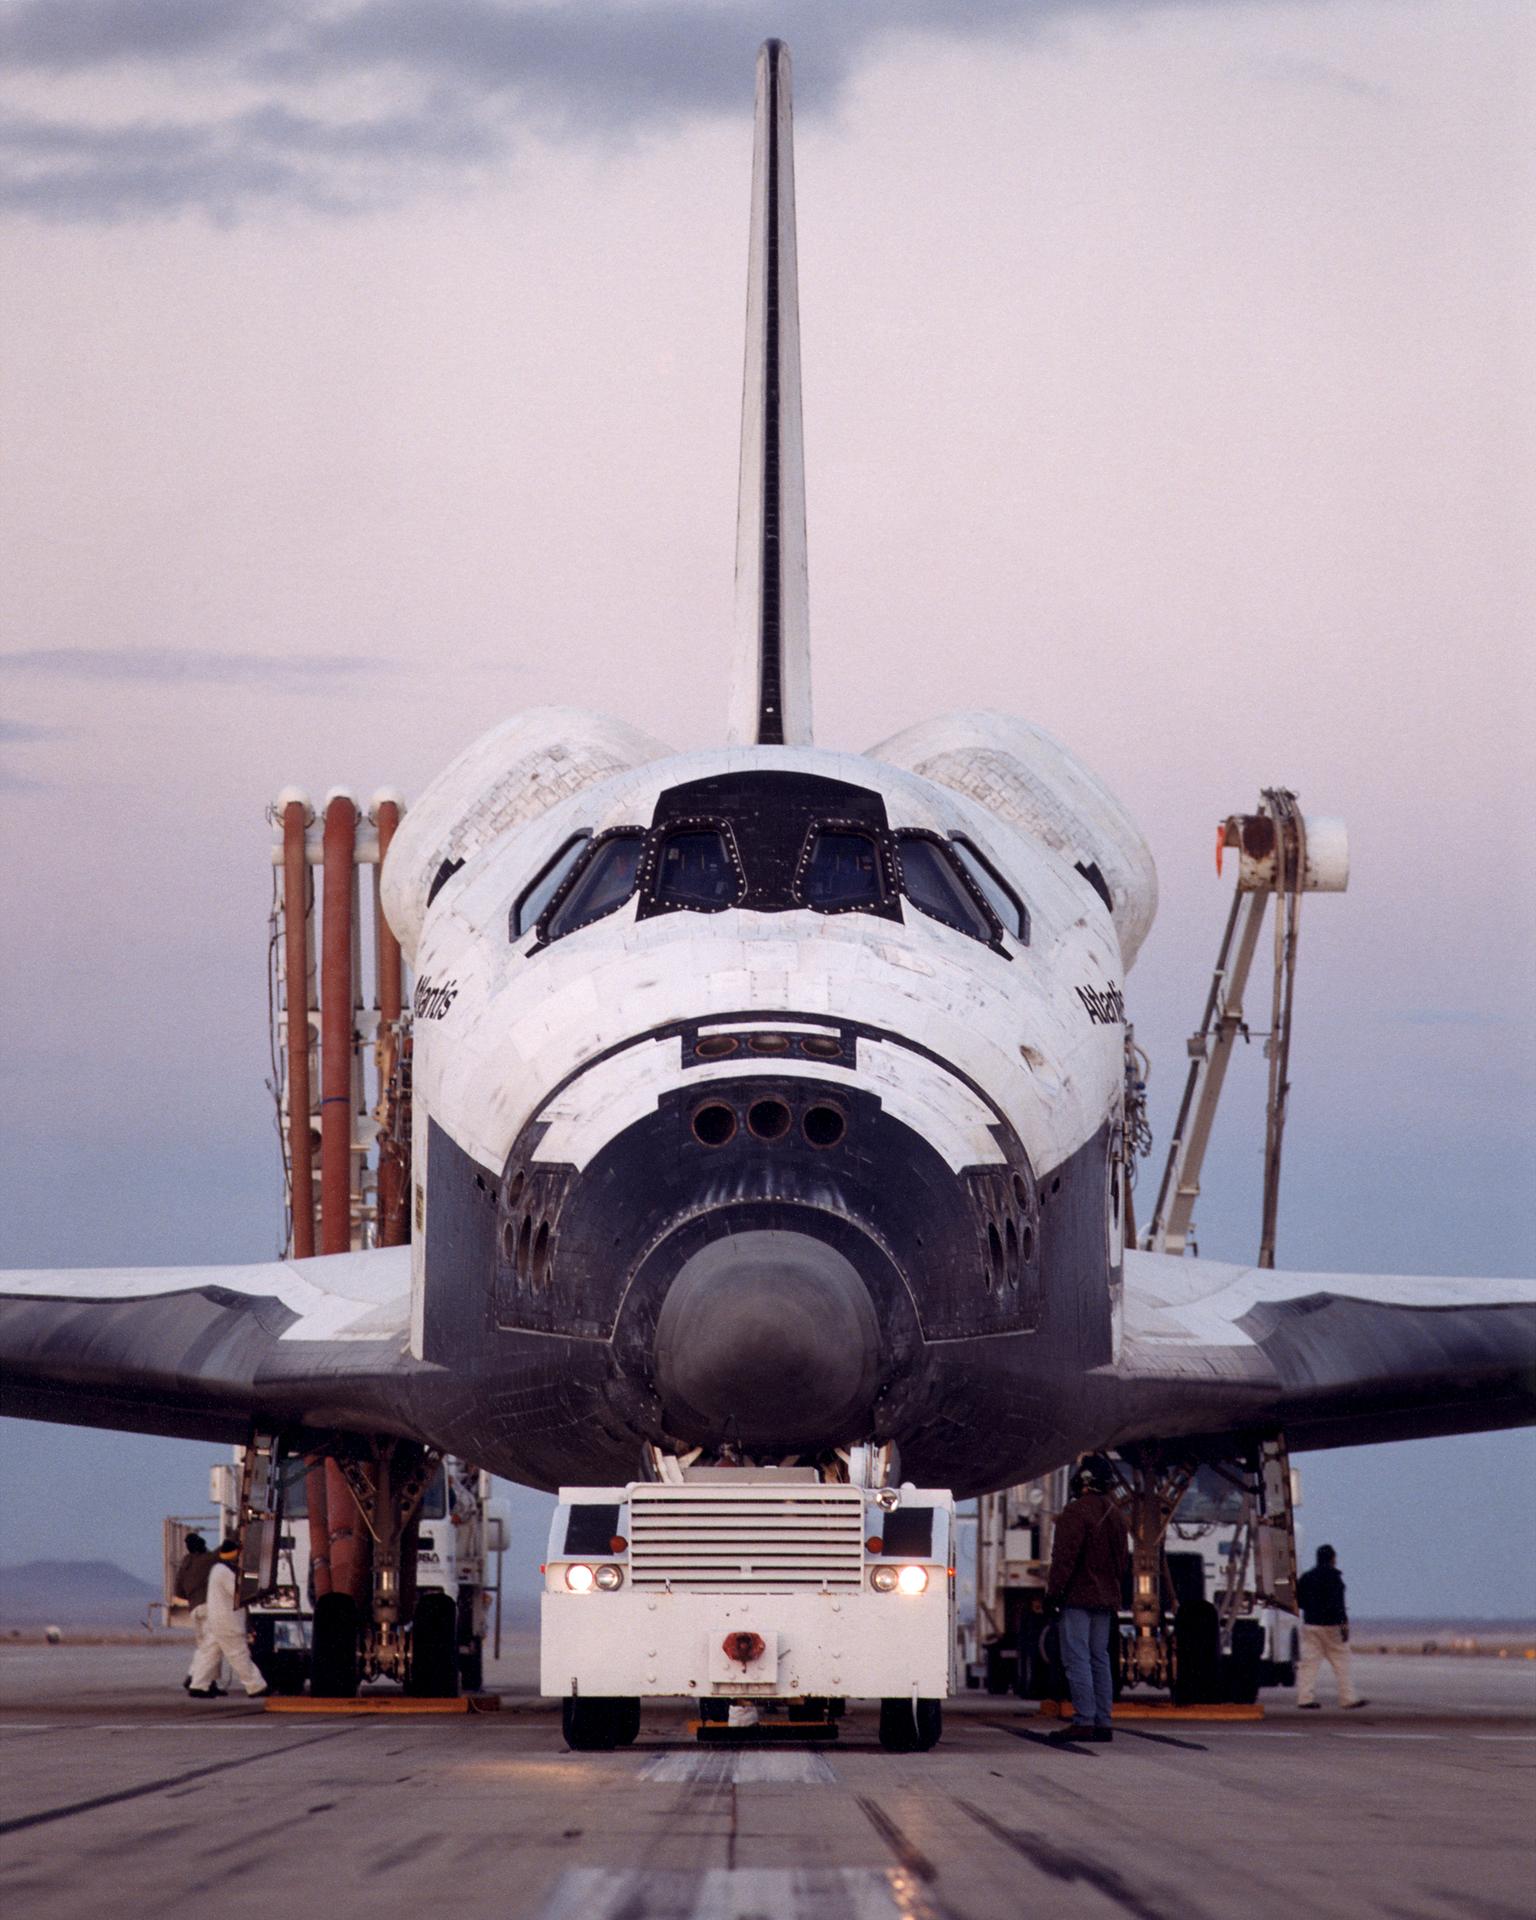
[187,1538,269,1699]
[1295,1544,1368,1711]
[1045,1455,1129,1744]
[174,1532,219,1693]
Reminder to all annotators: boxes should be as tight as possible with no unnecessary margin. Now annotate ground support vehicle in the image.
[962,1453,1300,1706]
[961,1468,1068,1700]
[165,1447,505,1696]
[541,1468,955,1752]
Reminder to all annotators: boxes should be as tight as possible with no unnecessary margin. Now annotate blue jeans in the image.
[1059,1606,1114,1727]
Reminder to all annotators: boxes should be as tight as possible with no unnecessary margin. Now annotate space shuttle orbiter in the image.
[3,42,1531,1502]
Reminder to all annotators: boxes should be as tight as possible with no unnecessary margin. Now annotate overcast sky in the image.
[1,0,1532,1616]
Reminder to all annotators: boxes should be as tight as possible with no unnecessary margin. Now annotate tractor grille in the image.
[628,1484,866,1592]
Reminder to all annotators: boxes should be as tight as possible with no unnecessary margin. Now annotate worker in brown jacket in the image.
[174,1533,219,1694]
[1045,1455,1129,1743]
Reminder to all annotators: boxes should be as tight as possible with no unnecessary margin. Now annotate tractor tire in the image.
[878,1698,943,1753]
[562,1696,641,1750]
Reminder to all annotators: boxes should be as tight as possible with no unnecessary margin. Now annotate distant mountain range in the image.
[0,1559,542,1632]
[0,1559,161,1627]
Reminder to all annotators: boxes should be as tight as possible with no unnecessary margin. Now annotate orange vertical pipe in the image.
[305,1458,333,1599]
[283,801,316,1259]
[374,798,406,1247]
[324,1459,372,1608]
[321,793,357,1256]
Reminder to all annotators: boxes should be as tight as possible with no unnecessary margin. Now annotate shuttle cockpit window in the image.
[796,828,888,911]
[653,826,744,911]
[512,832,592,938]
[896,833,997,945]
[950,836,1029,943]
[542,829,646,941]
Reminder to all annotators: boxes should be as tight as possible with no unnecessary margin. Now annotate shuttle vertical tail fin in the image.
[728,39,813,747]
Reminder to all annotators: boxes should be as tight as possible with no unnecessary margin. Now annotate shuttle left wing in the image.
[0,1248,431,1447]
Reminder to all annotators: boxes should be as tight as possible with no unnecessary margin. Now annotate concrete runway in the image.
[2,1638,1532,1920]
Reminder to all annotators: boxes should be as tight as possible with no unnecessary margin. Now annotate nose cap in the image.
[652,1230,881,1450]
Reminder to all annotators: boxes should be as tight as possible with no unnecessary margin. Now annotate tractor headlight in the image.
[870,1565,899,1593]
[565,1563,595,1593]
[594,1564,624,1591]
[896,1564,929,1596]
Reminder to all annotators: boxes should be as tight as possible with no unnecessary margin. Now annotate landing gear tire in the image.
[1172,1599,1221,1706]
[408,1591,460,1698]
[1223,1618,1264,1705]
[562,1696,641,1751]
[1013,1616,1045,1700]
[309,1593,360,1699]
[878,1698,942,1753]
[1036,1619,1069,1706]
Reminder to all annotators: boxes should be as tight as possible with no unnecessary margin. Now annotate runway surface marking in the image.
[0,1721,274,1734]
[535,1867,940,1918]
[0,1726,357,1837]
[1336,1732,1437,1741]
[639,1749,838,1784]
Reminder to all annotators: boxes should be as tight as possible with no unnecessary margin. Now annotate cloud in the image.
[0,0,271,69]
[0,97,498,219]
[1255,54,1391,101]
[0,0,1213,222]
[0,647,393,685]
[0,714,62,789]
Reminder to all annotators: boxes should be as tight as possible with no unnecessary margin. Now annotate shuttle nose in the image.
[651,1230,882,1450]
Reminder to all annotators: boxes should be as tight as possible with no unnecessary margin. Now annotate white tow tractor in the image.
[541,1460,955,1751]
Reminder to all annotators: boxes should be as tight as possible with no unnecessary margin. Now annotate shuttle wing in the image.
[0,1248,433,1447]
[1100,1250,1536,1453]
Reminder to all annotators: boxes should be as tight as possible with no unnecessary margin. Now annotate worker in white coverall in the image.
[188,1539,268,1698]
